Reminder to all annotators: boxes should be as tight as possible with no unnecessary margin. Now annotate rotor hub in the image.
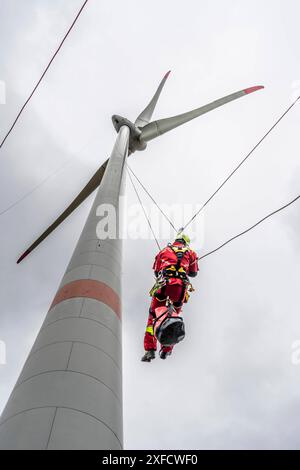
[112,115,147,154]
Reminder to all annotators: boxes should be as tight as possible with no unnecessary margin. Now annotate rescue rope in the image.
[0,0,89,150]
[182,95,300,230]
[127,95,300,259]
[198,194,300,260]
[126,167,161,251]
[127,164,177,231]
[127,162,299,259]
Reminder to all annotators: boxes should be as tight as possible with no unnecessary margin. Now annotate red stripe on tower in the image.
[50,279,121,320]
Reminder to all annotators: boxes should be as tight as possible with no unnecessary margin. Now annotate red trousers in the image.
[144,283,185,352]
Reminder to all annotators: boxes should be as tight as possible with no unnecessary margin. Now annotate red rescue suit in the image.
[144,241,198,353]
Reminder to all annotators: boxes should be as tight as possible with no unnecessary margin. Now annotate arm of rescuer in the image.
[152,249,165,277]
[188,249,199,278]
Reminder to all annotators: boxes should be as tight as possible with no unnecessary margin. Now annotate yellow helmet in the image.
[175,232,190,246]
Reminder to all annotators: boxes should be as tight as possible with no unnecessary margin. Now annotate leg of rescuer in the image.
[141,295,163,362]
[143,283,185,355]
[143,310,157,352]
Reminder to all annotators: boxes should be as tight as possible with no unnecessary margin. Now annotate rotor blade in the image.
[135,70,171,128]
[17,160,108,263]
[140,85,264,142]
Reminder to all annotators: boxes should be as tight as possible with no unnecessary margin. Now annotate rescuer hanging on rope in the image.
[141,232,199,362]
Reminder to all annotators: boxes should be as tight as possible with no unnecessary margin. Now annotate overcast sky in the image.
[0,0,299,449]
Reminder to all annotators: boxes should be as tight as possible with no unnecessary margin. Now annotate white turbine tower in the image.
[0,73,263,449]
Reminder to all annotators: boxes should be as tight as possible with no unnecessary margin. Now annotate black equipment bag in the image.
[155,316,185,346]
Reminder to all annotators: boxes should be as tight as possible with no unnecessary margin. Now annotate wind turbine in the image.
[0,73,263,450]
[16,72,263,263]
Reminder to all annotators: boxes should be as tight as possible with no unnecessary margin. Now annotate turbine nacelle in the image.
[112,115,147,154]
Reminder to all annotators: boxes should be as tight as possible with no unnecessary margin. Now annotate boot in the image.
[141,350,156,362]
[159,348,172,360]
